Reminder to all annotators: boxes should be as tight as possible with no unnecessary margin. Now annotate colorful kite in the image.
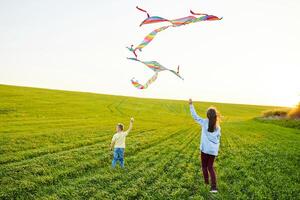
[127,57,183,89]
[127,6,222,89]
[128,7,222,57]
[140,13,222,27]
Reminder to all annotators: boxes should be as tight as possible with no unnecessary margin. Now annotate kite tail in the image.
[131,72,158,89]
[134,25,170,54]
[131,78,145,89]
[190,10,208,16]
[136,6,150,18]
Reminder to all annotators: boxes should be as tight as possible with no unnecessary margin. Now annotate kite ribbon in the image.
[131,72,158,89]
[133,25,170,56]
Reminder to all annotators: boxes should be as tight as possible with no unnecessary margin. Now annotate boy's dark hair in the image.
[207,107,218,132]
[117,123,124,131]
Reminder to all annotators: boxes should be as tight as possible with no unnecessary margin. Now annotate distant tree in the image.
[288,102,300,119]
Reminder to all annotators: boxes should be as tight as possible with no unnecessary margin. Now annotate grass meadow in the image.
[0,84,299,199]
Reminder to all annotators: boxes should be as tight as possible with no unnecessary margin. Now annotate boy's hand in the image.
[189,99,193,105]
[130,117,134,123]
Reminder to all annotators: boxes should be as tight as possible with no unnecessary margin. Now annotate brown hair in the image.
[117,123,124,131]
[207,107,219,132]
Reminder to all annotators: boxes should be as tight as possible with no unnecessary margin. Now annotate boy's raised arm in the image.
[126,117,134,134]
[189,99,205,126]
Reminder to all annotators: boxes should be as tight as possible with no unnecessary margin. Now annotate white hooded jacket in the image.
[190,104,221,156]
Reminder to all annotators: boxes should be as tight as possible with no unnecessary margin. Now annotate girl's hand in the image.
[130,117,134,123]
[189,99,193,105]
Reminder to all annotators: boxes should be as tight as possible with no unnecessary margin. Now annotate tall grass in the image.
[0,84,299,199]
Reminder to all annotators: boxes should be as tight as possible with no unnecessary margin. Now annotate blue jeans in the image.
[112,148,125,168]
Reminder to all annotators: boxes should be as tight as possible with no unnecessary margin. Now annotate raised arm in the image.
[126,117,134,134]
[189,99,205,126]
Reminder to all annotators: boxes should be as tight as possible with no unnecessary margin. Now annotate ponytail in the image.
[207,108,218,132]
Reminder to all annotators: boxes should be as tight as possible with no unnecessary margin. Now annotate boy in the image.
[110,117,134,168]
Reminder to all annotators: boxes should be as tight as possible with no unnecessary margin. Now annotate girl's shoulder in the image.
[203,118,209,124]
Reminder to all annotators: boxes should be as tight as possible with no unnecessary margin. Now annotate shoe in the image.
[210,189,218,193]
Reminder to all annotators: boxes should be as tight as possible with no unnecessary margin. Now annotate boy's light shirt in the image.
[190,104,221,156]
[111,131,129,148]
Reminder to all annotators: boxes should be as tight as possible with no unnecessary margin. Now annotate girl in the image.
[189,99,221,193]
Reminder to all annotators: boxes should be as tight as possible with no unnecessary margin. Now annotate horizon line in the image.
[0,83,292,108]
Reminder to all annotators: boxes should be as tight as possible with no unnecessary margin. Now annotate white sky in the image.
[0,0,299,106]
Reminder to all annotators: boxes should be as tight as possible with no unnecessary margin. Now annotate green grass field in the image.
[0,84,299,200]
